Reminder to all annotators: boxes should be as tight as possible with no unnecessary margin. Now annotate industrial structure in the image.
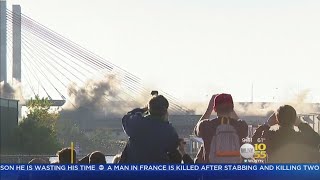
[0,97,18,153]
[0,1,19,154]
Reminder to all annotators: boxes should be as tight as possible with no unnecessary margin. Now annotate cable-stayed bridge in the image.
[0,2,192,115]
[1,2,319,157]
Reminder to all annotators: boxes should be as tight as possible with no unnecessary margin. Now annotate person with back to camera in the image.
[121,93,179,163]
[28,158,47,164]
[57,147,77,164]
[252,105,320,163]
[112,153,122,163]
[167,138,194,164]
[89,151,106,164]
[194,93,248,163]
[78,153,91,164]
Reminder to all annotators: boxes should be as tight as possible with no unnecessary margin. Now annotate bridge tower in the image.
[12,5,21,83]
[0,0,7,83]
[0,1,22,86]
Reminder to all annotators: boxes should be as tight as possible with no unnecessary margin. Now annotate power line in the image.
[19,28,134,104]
[8,11,187,113]
[6,10,190,114]
[8,20,137,105]
[7,12,145,98]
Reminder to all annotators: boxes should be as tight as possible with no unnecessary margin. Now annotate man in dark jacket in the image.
[122,95,179,163]
[252,105,320,163]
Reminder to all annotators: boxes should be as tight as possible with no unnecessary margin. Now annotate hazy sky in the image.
[6,0,320,103]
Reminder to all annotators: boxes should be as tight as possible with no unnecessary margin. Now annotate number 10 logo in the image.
[254,143,267,159]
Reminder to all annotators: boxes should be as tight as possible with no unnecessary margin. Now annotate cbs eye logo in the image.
[240,143,267,159]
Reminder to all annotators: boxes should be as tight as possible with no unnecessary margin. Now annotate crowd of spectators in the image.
[29,93,320,164]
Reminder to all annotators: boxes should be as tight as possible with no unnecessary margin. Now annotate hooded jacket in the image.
[122,108,179,163]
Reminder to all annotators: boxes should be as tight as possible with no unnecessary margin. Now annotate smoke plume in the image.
[0,81,15,99]
[285,89,319,114]
[186,90,319,117]
[0,79,24,103]
[61,74,149,120]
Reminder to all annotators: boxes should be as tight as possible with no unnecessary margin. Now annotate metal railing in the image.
[297,113,320,134]
[0,155,52,164]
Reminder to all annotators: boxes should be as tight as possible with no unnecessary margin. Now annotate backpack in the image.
[209,117,241,163]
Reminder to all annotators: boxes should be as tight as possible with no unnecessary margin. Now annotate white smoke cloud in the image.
[61,74,149,119]
[285,89,319,114]
[234,102,278,116]
[0,79,25,103]
[0,81,15,99]
[186,90,319,116]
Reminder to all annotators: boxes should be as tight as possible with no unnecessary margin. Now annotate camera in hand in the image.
[151,91,159,96]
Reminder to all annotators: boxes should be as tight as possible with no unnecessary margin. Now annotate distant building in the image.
[0,98,19,153]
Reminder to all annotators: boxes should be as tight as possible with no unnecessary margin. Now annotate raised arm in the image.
[122,108,147,137]
[252,113,278,144]
[199,95,217,121]
[194,95,217,136]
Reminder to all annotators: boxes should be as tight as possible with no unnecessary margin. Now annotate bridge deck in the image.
[21,100,65,106]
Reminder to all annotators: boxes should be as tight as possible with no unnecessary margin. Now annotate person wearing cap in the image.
[194,94,248,163]
[121,95,179,163]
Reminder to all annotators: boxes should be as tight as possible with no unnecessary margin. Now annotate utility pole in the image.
[251,83,254,103]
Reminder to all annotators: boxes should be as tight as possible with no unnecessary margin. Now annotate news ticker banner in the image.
[1,164,320,180]
[1,164,320,171]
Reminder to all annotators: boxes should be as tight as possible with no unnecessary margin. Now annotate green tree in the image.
[11,95,61,154]
[13,119,60,154]
[25,96,59,130]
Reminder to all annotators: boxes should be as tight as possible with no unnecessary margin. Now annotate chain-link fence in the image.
[0,155,52,164]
